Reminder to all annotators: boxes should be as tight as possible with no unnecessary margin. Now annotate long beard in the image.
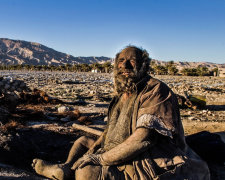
[113,60,149,95]
[113,68,140,95]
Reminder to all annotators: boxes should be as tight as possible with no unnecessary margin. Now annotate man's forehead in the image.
[118,47,142,59]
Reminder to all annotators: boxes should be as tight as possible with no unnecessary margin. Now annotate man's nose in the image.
[122,60,132,69]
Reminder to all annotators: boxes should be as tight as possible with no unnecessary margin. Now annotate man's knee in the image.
[75,165,101,180]
[75,136,95,148]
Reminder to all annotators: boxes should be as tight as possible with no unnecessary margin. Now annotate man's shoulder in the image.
[139,77,176,105]
[145,76,170,91]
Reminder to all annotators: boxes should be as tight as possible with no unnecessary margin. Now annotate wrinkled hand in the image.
[71,154,102,170]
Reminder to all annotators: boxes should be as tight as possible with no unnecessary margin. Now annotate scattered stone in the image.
[77,116,91,125]
[67,109,81,120]
[188,116,197,120]
[104,116,108,122]
[58,106,69,114]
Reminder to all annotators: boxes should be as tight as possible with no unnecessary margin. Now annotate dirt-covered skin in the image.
[32,159,71,180]
[101,127,152,165]
[32,136,96,180]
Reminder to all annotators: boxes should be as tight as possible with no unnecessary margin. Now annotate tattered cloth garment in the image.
[97,76,210,180]
[103,93,137,152]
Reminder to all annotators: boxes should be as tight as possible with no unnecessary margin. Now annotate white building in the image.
[91,69,100,73]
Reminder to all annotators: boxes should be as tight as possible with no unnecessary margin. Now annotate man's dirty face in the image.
[117,47,142,79]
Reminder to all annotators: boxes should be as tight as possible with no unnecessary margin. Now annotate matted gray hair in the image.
[113,46,151,95]
[114,45,151,75]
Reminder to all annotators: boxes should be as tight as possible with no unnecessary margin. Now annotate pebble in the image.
[188,116,197,120]
[104,116,108,122]
[58,106,70,113]
[188,111,192,115]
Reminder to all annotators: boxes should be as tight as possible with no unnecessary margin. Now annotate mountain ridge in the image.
[0,38,112,65]
[0,38,224,69]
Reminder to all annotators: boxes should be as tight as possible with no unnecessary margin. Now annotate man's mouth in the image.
[122,72,131,76]
[118,69,135,77]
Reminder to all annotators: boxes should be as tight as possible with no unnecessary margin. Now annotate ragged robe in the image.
[98,75,210,180]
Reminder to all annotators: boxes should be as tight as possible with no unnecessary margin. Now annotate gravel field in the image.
[0,70,225,179]
[1,70,224,124]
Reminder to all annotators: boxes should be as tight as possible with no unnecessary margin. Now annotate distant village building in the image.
[218,67,225,77]
[91,69,100,73]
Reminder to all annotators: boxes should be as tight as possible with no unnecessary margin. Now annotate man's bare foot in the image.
[32,159,73,180]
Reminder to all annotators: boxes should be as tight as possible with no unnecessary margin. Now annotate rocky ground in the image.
[0,71,224,179]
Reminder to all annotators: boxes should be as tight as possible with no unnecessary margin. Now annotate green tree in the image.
[181,68,198,76]
[150,60,157,74]
[80,64,91,72]
[154,65,167,75]
[210,67,218,76]
[72,64,82,72]
[102,62,112,73]
[181,68,189,76]
[167,66,178,75]
[166,61,178,75]
[65,64,72,71]
[24,64,31,71]
[197,66,209,76]
[91,63,102,72]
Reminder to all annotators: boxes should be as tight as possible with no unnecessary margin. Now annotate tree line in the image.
[0,62,113,73]
[0,61,218,76]
[150,61,218,76]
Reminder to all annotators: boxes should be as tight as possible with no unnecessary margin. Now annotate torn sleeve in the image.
[136,114,173,138]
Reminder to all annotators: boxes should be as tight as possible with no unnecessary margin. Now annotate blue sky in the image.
[0,0,225,63]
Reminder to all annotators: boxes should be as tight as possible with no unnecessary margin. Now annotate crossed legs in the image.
[32,136,95,180]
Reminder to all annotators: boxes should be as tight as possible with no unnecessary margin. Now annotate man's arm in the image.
[85,130,107,154]
[72,127,155,169]
[101,127,154,165]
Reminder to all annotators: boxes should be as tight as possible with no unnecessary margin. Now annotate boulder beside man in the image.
[32,46,210,180]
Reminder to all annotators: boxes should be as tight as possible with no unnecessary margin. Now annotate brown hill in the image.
[0,38,224,69]
[151,59,224,70]
[0,38,111,65]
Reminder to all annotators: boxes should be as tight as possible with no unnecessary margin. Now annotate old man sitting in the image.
[32,46,210,180]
